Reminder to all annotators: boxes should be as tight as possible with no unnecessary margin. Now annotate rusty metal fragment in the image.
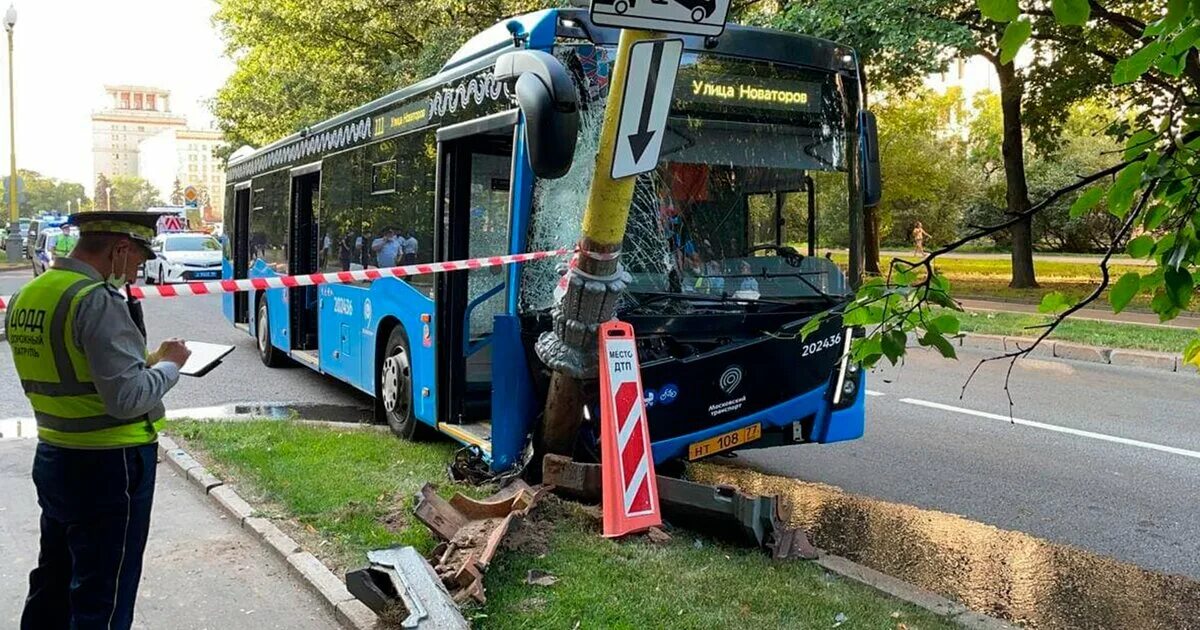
[413,481,548,604]
[542,454,816,559]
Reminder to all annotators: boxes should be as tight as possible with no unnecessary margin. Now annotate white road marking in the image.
[866,390,885,397]
[900,398,1200,461]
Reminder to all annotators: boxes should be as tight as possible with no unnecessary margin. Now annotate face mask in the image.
[107,247,129,289]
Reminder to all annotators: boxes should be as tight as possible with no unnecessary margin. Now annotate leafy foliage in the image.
[841,1,1200,372]
[1,170,90,218]
[108,176,163,212]
[211,0,554,152]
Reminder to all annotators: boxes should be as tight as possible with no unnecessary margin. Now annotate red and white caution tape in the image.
[0,247,570,310]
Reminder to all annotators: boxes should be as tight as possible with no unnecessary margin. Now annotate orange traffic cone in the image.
[598,320,662,537]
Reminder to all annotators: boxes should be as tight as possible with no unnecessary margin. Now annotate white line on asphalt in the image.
[866,390,885,397]
[900,398,1200,461]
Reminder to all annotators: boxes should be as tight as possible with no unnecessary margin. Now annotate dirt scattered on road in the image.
[693,462,1200,629]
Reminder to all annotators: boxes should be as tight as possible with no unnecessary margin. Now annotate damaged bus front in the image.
[520,16,874,464]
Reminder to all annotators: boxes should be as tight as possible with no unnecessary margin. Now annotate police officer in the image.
[4,211,192,630]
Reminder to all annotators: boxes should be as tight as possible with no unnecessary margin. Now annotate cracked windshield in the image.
[522,45,852,313]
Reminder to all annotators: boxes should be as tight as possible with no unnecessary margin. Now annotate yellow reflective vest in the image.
[6,268,162,448]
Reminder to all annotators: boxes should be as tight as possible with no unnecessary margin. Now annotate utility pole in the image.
[3,4,18,262]
[536,28,654,455]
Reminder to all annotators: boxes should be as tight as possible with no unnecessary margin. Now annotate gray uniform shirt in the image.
[52,258,180,420]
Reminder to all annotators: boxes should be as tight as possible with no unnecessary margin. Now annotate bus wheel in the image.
[379,327,424,439]
[614,0,628,13]
[257,299,286,367]
[691,6,705,21]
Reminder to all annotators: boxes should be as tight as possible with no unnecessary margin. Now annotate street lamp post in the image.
[3,5,18,262]
[106,186,112,212]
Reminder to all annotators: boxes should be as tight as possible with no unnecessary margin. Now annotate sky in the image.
[0,0,233,195]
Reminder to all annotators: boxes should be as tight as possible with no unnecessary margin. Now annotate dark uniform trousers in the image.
[21,442,158,630]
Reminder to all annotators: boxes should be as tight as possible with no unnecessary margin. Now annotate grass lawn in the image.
[169,420,957,629]
[830,252,1188,311]
[952,310,1195,354]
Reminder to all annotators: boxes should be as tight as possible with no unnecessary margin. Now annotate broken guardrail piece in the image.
[345,546,469,629]
[542,454,816,560]
[413,480,548,604]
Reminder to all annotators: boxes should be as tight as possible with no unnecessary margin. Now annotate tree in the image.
[819,87,978,250]
[108,175,163,211]
[170,178,185,206]
[211,0,550,152]
[828,1,1200,380]
[95,173,112,211]
[770,1,974,273]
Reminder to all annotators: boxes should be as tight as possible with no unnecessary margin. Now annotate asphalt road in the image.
[2,268,1198,582]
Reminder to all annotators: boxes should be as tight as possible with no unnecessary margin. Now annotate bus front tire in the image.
[257,299,287,367]
[378,326,426,440]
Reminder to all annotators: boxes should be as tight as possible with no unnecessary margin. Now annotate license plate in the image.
[687,423,762,460]
[193,271,218,279]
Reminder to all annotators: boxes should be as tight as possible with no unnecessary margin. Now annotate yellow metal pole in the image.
[576,28,654,255]
[539,27,659,456]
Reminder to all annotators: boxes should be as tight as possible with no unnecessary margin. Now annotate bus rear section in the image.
[221,8,868,472]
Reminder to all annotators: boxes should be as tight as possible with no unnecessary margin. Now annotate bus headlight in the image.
[841,377,858,399]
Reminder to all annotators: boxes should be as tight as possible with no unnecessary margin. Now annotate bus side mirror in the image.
[495,50,579,179]
[862,111,882,208]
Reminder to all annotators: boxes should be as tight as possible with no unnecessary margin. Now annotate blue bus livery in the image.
[222,8,875,472]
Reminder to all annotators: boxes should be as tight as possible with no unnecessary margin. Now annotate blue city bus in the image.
[222,8,878,472]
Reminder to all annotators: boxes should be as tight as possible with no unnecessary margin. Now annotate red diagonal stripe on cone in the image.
[614,381,651,514]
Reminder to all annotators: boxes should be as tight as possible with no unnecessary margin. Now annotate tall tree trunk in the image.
[864,206,881,274]
[860,66,881,275]
[994,59,1039,288]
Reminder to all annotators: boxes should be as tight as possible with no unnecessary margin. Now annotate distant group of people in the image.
[323,226,420,272]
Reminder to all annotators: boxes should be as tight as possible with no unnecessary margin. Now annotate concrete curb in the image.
[956,332,1184,373]
[815,554,1014,629]
[157,435,382,630]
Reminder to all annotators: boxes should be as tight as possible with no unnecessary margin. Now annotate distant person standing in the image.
[371,227,401,268]
[912,221,930,256]
[401,229,418,265]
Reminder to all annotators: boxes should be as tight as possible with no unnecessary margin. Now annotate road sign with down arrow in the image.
[611,38,683,180]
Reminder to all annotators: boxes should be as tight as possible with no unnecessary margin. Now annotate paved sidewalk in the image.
[958,297,1200,330]
[0,439,339,630]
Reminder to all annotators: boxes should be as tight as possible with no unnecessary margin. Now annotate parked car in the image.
[30,228,62,276]
[143,232,223,284]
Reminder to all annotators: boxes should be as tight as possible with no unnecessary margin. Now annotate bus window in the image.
[320,150,361,275]
[466,153,511,340]
[250,173,290,274]
[359,131,437,296]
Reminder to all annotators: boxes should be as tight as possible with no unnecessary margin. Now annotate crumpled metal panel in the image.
[541,454,816,559]
[345,546,469,629]
[413,480,548,604]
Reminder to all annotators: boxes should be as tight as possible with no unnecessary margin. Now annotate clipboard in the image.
[179,341,235,377]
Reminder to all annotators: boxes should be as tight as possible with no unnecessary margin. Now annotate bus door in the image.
[232,183,251,325]
[289,163,321,360]
[435,124,514,430]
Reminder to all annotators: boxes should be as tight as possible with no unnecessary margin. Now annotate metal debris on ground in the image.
[413,480,549,604]
[344,546,469,629]
[541,455,817,560]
